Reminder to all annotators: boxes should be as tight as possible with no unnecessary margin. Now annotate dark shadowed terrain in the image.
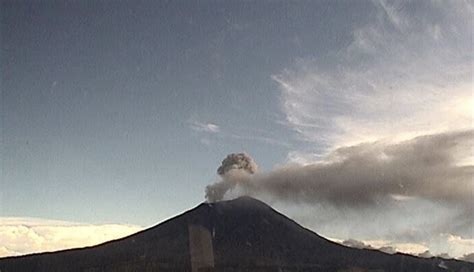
[0,197,472,272]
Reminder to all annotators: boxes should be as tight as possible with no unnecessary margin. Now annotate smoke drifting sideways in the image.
[205,130,473,213]
[205,153,258,202]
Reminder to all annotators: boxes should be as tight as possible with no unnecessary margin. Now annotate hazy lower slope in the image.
[0,197,472,271]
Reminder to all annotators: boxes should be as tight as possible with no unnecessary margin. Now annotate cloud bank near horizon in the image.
[0,217,143,258]
[332,236,474,262]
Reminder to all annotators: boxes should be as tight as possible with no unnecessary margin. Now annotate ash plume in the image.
[205,153,258,202]
[205,130,473,211]
[246,130,473,208]
[217,153,258,176]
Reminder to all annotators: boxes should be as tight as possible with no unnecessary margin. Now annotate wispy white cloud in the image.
[273,0,473,160]
[269,1,473,259]
[228,133,291,147]
[188,118,291,147]
[189,120,221,133]
[0,217,143,258]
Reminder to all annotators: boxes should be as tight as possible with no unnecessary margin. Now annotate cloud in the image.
[337,236,474,259]
[273,0,472,157]
[418,250,433,258]
[390,243,430,255]
[0,217,143,258]
[433,233,474,258]
[378,246,396,255]
[340,238,423,256]
[329,230,474,259]
[444,234,474,248]
[328,229,474,259]
[188,119,290,147]
[228,133,291,147]
[342,239,372,249]
[437,253,451,259]
[460,253,474,263]
[189,120,221,133]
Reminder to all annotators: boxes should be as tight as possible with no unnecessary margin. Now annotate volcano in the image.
[0,196,472,271]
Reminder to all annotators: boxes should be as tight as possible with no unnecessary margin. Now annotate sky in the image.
[1,0,473,260]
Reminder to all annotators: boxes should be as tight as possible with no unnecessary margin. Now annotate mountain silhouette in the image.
[0,196,472,271]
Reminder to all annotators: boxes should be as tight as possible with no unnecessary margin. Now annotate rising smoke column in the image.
[205,153,258,202]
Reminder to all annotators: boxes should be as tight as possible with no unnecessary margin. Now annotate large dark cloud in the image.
[242,130,472,208]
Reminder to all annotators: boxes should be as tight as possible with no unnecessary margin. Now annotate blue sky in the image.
[1,0,373,225]
[1,0,473,259]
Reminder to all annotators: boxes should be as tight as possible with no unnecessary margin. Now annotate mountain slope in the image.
[0,197,472,271]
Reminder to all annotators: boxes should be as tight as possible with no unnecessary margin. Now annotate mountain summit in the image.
[0,196,472,271]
